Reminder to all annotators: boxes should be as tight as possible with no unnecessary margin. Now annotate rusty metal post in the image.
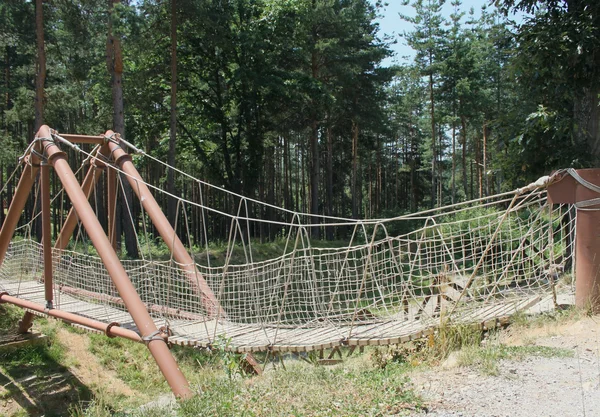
[41,161,53,308]
[36,126,192,398]
[107,157,117,251]
[58,134,105,145]
[0,161,40,266]
[1,293,142,342]
[106,133,223,318]
[54,149,106,251]
[548,168,600,312]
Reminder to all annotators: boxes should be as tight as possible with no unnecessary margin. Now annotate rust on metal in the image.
[58,133,105,145]
[35,125,192,398]
[56,284,206,321]
[547,168,600,312]
[41,162,53,307]
[106,131,224,319]
[106,151,118,250]
[0,293,141,342]
[0,162,39,266]
[54,148,107,251]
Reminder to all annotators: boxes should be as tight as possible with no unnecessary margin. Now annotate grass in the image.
[0,301,589,417]
[0,305,94,417]
[368,315,576,378]
[510,304,587,329]
[148,359,423,417]
[87,333,171,396]
[82,333,424,417]
[457,341,574,375]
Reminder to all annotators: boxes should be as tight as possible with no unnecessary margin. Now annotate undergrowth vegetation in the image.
[0,304,587,416]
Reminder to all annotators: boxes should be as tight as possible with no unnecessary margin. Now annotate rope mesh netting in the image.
[0,134,576,352]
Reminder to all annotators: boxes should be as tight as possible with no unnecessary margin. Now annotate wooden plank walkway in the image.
[0,278,573,353]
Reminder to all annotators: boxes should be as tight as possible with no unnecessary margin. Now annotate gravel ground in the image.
[410,317,600,417]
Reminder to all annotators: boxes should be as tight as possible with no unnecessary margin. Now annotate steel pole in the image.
[58,134,105,145]
[0,293,142,342]
[107,158,117,251]
[54,155,106,251]
[572,170,600,311]
[548,168,600,312]
[106,133,223,318]
[0,161,39,266]
[41,162,53,307]
[37,126,192,398]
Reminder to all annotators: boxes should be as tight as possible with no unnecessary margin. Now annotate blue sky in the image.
[372,0,523,66]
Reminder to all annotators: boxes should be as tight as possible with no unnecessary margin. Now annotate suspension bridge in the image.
[0,125,597,397]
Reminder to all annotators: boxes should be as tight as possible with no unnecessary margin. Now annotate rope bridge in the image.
[0,129,576,357]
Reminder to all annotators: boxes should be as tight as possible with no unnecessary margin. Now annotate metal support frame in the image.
[2,293,142,342]
[0,161,39,266]
[41,162,53,308]
[54,147,106,251]
[0,126,194,398]
[106,131,223,318]
[107,154,117,250]
[548,168,600,312]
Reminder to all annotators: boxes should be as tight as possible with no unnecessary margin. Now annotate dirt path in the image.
[57,328,136,398]
[0,327,138,417]
[412,317,600,416]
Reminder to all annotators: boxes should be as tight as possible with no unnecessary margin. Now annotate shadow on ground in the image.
[0,304,93,417]
[0,335,93,417]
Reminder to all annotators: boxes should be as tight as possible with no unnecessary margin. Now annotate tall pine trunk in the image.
[107,0,138,258]
[460,110,468,198]
[167,0,177,226]
[429,73,436,209]
[309,38,320,238]
[34,0,46,243]
[326,127,334,240]
[451,120,456,203]
[483,121,488,197]
[34,0,45,132]
[351,120,359,219]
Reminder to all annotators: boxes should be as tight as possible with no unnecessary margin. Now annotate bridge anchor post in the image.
[548,169,600,313]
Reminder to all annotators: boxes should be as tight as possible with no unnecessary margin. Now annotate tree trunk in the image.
[376,134,381,216]
[326,127,334,240]
[483,121,488,197]
[309,39,320,239]
[460,112,468,198]
[34,0,46,243]
[451,120,456,203]
[167,0,177,226]
[575,87,600,164]
[4,46,11,124]
[475,132,482,198]
[429,73,436,209]
[34,0,45,131]
[351,120,360,219]
[295,135,300,212]
[107,0,138,258]
[410,124,417,212]
[310,120,320,238]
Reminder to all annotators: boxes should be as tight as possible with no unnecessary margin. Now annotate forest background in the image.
[1,0,599,255]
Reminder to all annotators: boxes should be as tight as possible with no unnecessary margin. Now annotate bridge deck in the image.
[0,278,574,353]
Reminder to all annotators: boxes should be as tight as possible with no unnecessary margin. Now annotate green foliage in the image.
[87,333,169,394]
[209,335,248,380]
[0,304,22,331]
[177,359,422,417]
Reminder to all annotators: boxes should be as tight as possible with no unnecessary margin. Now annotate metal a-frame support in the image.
[0,126,194,398]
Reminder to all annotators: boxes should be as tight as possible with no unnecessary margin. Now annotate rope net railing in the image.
[0,135,576,351]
